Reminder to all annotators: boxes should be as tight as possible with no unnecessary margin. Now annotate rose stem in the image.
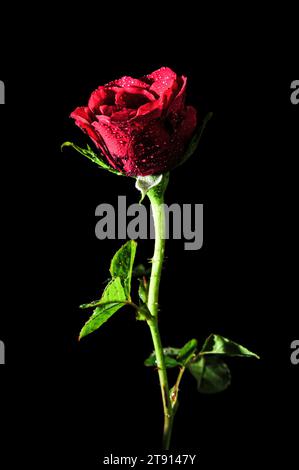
[146,173,174,450]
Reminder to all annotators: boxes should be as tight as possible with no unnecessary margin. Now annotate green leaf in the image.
[100,276,127,304]
[200,334,260,359]
[144,347,181,368]
[145,340,199,369]
[138,278,148,304]
[163,347,181,356]
[188,356,231,394]
[135,303,152,321]
[177,112,213,168]
[132,264,151,278]
[135,174,163,202]
[79,299,104,309]
[79,277,127,339]
[79,241,137,338]
[61,141,123,175]
[109,240,137,298]
[177,338,198,365]
[145,355,180,368]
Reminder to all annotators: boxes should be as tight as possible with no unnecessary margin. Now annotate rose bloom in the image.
[71,67,197,176]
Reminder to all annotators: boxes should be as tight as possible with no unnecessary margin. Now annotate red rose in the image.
[70,67,197,177]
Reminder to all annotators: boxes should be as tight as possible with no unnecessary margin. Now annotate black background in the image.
[0,10,298,469]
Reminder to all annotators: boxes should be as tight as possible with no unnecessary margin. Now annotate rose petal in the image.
[92,117,130,165]
[167,75,187,116]
[112,87,155,109]
[147,67,178,105]
[70,107,113,160]
[134,98,164,120]
[70,106,99,145]
[147,67,177,87]
[111,109,137,121]
[70,106,94,124]
[88,87,115,113]
[126,120,185,176]
[99,105,118,116]
[106,75,150,89]
[177,106,197,141]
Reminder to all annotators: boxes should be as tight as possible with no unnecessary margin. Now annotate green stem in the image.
[170,366,186,410]
[175,366,186,393]
[146,174,174,450]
